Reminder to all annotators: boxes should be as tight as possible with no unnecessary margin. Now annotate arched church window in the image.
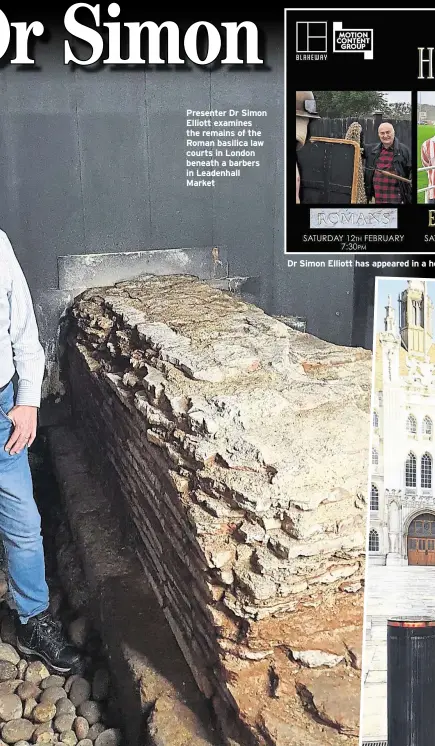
[422,453,432,489]
[423,416,433,436]
[373,411,379,428]
[372,448,379,466]
[406,452,417,487]
[369,529,379,552]
[406,415,417,434]
[370,484,379,510]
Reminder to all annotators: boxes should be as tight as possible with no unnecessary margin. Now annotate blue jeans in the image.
[0,382,49,622]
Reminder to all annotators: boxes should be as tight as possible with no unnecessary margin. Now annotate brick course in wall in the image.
[66,275,372,746]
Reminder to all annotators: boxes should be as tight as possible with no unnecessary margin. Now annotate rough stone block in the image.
[64,275,371,746]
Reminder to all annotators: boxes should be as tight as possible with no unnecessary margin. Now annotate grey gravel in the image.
[0,693,22,721]
[55,699,76,718]
[16,662,27,680]
[74,717,89,740]
[1,718,34,743]
[86,723,105,741]
[0,683,20,696]
[0,663,16,683]
[16,682,39,702]
[22,698,36,719]
[41,675,66,690]
[77,701,101,727]
[0,645,20,666]
[94,729,122,746]
[55,715,75,733]
[24,662,49,684]
[32,722,54,738]
[69,680,91,709]
[60,731,78,746]
[64,676,80,695]
[40,687,67,705]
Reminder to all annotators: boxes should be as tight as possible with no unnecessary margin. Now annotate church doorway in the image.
[408,513,435,565]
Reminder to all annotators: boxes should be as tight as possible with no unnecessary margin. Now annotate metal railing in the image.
[417,163,435,201]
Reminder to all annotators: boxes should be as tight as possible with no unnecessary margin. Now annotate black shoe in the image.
[16,611,82,674]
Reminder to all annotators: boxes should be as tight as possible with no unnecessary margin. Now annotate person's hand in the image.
[4,405,37,455]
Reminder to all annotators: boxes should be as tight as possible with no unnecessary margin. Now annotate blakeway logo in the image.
[295,20,374,61]
[333,22,374,59]
[295,21,328,61]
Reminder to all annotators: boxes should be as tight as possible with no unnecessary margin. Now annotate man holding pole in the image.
[364,122,412,204]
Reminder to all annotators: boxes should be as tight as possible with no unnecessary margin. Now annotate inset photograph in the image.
[417,91,435,203]
[361,278,435,744]
[296,90,412,205]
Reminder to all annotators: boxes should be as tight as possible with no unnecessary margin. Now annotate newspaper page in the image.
[0,5,404,746]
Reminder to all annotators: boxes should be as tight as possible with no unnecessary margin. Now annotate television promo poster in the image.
[290,8,435,266]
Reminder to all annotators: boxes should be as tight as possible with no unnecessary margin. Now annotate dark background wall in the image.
[0,21,370,407]
[0,27,281,293]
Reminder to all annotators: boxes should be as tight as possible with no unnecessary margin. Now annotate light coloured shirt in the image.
[0,230,45,407]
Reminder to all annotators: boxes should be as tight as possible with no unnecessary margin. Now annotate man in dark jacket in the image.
[364,122,411,204]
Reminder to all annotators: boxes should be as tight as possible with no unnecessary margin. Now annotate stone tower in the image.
[399,280,433,356]
[385,294,397,335]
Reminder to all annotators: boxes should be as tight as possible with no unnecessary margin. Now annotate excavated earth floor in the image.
[0,444,124,746]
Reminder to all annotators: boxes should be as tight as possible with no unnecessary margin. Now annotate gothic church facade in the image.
[369,280,435,566]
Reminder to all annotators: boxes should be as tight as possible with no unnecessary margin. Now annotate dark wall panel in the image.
[0,24,289,367]
[145,67,213,248]
[210,54,280,311]
[0,39,84,287]
[74,67,152,253]
[272,257,355,346]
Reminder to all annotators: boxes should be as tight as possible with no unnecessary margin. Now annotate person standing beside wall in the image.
[0,230,82,674]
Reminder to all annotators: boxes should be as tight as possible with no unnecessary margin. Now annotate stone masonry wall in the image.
[66,275,372,746]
